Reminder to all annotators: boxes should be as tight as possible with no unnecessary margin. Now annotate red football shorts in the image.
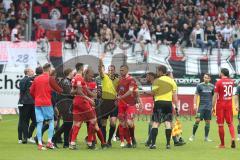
[73,99,96,122]
[216,105,233,124]
[118,101,136,121]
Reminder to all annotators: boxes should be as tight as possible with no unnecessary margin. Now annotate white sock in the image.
[48,139,52,143]
[38,141,42,145]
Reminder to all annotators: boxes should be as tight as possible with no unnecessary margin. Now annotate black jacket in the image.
[18,76,34,105]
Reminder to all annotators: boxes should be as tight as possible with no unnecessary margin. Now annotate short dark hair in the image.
[35,66,43,75]
[75,63,84,71]
[109,64,115,70]
[204,73,211,77]
[146,72,156,79]
[221,68,229,77]
[64,68,73,77]
[43,63,51,72]
[157,65,167,74]
[120,64,129,70]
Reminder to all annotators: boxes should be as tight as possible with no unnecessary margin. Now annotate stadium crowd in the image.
[1,0,240,54]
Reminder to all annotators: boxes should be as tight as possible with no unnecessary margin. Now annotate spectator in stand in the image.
[0,23,10,41]
[65,24,77,49]
[36,24,47,52]
[11,24,23,42]
[232,22,240,55]
[137,22,151,54]
[205,25,217,55]
[155,25,164,51]
[191,23,206,54]
[100,23,112,43]
[124,24,137,42]
[80,22,90,44]
[179,23,192,55]
[167,27,179,46]
[221,22,233,48]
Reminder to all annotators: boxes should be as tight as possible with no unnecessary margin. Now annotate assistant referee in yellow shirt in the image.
[149,65,178,149]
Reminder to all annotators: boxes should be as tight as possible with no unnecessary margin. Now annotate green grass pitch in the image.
[0,115,239,160]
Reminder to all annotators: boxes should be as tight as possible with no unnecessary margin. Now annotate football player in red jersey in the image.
[69,63,96,150]
[84,68,107,149]
[212,68,236,148]
[117,65,140,148]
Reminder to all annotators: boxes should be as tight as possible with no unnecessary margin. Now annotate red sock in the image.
[129,125,135,140]
[119,124,124,142]
[96,129,106,144]
[228,123,235,140]
[87,123,95,143]
[218,126,225,146]
[71,125,80,143]
[124,127,131,144]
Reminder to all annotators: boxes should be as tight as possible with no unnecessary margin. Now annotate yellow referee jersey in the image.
[101,74,119,100]
[152,75,177,102]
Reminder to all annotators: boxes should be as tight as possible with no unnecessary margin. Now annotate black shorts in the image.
[196,109,212,121]
[99,99,118,119]
[238,111,240,120]
[152,101,173,123]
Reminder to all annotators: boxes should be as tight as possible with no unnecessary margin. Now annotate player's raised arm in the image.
[98,56,105,78]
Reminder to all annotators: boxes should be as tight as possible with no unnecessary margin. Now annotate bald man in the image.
[18,68,35,144]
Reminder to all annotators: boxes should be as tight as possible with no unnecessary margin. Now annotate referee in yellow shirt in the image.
[98,58,119,147]
[149,65,178,149]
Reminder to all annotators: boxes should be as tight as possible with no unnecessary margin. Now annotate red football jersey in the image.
[86,81,97,99]
[117,75,138,106]
[214,77,234,107]
[71,74,88,113]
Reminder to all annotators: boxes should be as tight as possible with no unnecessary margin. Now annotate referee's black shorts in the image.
[98,99,118,119]
[152,100,173,123]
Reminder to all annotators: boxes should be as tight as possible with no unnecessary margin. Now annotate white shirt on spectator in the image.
[3,0,12,10]
[215,25,222,33]
[192,28,204,41]
[221,27,233,41]
[11,28,18,42]
[102,4,110,15]
[138,28,151,41]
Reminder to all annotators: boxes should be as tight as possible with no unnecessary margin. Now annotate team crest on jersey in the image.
[119,86,125,91]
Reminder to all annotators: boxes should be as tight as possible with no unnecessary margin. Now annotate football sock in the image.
[218,126,225,146]
[37,121,43,145]
[48,119,54,142]
[228,123,235,140]
[151,128,158,145]
[71,125,80,143]
[108,125,116,143]
[119,124,124,142]
[165,129,172,145]
[124,127,131,144]
[205,123,210,138]
[192,122,199,136]
[129,125,135,140]
[96,129,106,144]
[101,126,107,142]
